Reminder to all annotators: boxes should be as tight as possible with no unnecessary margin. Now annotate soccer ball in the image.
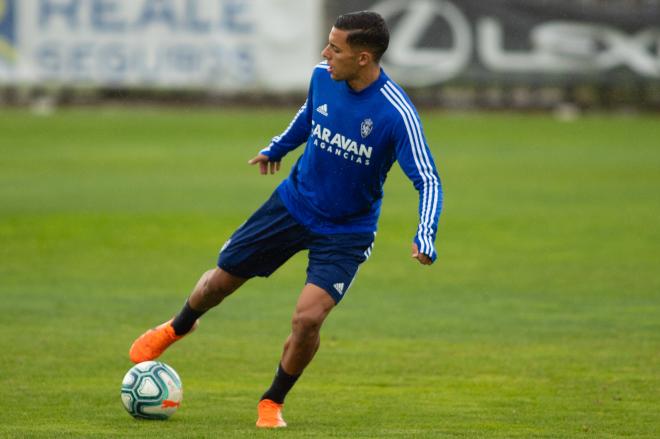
[120,361,183,420]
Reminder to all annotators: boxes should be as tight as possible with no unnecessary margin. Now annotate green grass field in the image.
[1,108,658,438]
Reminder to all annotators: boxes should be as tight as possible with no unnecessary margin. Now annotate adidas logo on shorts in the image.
[333,282,344,295]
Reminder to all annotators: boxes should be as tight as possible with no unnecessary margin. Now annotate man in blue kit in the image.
[129,11,442,428]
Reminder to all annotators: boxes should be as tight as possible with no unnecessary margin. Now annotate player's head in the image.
[321,11,389,82]
[334,11,389,63]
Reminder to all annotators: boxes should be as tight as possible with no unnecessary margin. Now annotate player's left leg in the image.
[281,283,335,374]
[257,284,335,428]
[257,230,374,428]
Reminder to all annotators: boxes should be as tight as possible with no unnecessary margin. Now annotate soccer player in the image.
[129,11,442,428]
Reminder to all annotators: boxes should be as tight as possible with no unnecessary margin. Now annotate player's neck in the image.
[347,64,381,93]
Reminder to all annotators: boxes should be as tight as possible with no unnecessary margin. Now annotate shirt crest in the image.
[360,118,373,138]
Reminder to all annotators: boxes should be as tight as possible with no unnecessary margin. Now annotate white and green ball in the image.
[121,361,183,420]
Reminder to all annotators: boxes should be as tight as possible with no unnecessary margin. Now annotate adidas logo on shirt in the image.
[333,282,345,295]
[316,104,328,116]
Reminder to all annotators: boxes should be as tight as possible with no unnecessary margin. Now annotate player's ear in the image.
[358,51,372,66]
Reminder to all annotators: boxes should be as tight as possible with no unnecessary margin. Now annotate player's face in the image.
[321,27,361,81]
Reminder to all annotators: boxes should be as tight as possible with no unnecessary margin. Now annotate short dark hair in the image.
[334,11,389,62]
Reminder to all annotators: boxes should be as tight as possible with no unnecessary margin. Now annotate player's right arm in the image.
[248,153,281,175]
[248,65,321,174]
[248,99,311,174]
[258,98,313,163]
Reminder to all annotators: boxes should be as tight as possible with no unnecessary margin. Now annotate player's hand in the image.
[248,153,281,175]
[412,243,433,265]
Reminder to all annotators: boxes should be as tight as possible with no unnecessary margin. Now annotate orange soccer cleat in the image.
[129,319,197,364]
[256,399,287,428]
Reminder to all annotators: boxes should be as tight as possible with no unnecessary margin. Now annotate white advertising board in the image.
[0,0,322,91]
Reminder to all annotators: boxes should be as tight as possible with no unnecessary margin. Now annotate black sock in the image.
[171,300,206,336]
[260,363,301,404]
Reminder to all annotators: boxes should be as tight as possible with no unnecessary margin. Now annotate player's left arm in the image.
[392,113,443,265]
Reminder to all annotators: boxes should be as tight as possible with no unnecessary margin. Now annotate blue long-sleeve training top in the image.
[261,62,443,261]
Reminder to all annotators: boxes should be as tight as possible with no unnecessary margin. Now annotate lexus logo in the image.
[370,0,660,86]
[372,0,472,86]
[479,19,660,78]
[371,0,472,86]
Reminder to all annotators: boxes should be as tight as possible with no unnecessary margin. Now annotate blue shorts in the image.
[217,191,375,303]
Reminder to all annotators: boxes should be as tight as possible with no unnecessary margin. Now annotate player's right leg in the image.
[129,190,306,364]
[129,268,246,363]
